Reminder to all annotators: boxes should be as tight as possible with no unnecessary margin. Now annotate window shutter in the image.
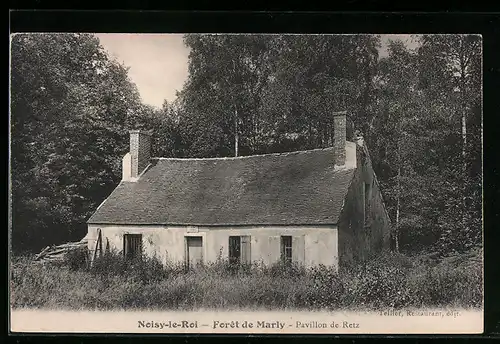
[123,235,128,256]
[241,235,251,264]
[292,235,305,264]
[268,236,280,264]
[136,236,143,257]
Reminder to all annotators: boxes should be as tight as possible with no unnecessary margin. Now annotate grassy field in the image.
[10,249,482,311]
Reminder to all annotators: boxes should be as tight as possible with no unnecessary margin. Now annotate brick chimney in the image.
[129,130,152,179]
[333,111,347,167]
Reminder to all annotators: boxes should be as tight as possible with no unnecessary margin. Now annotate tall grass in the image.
[10,249,482,311]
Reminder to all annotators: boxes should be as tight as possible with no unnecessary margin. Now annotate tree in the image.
[258,35,381,152]
[178,34,381,158]
[179,34,275,158]
[417,35,482,253]
[369,35,482,254]
[10,33,152,252]
[371,39,439,252]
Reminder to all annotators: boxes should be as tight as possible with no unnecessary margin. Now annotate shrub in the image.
[89,249,128,276]
[411,253,482,307]
[10,249,483,311]
[302,264,344,309]
[64,247,89,271]
[345,264,411,309]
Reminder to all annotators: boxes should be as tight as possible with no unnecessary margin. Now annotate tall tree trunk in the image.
[234,107,239,157]
[307,120,312,149]
[461,106,467,233]
[395,155,401,253]
[394,118,403,253]
[459,39,468,237]
[231,58,240,158]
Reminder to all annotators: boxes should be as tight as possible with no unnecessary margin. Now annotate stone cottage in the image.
[86,112,392,270]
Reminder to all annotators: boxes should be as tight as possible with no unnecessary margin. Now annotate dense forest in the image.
[10,33,482,257]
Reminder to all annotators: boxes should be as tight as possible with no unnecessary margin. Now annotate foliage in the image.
[10,34,160,252]
[177,34,481,254]
[10,33,482,256]
[370,35,482,253]
[179,34,380,157]
[10,250,482,310]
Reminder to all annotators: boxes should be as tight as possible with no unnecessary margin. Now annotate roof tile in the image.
[87,148,355,225]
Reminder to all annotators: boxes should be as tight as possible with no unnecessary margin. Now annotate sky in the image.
[95,34,418,109]
[95,33,189,109]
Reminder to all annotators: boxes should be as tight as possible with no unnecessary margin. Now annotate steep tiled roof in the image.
[87,147,355,226]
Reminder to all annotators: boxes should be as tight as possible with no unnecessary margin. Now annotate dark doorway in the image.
[124,234,142,259]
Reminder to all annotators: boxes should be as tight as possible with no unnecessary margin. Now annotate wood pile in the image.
[34,239,89,264]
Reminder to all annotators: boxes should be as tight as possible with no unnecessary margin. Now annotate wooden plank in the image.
[41,248,70,256]
[44,254,65,259]
[55,243,86,249]
[38,246,51,254]
[92,228,102,265]
[267,236,280,265]
[292,235,306,265]
[97,229,103,258]
[241,235,251,264]
[34,246,52,260]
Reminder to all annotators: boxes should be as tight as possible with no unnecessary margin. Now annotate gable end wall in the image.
[337,144,392,268]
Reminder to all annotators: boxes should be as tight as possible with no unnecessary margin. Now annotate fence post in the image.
[90,228,102,268]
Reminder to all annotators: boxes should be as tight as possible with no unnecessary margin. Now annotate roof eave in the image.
[86,221,340,227]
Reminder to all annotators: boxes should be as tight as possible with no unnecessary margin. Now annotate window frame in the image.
[228,236,241,265]
[185,235,204,268]
[280,235,293,263]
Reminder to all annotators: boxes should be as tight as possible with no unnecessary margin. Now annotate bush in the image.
[10,249,483,311]
[344,264,411,309]
[64,247,89,271]
[410,252,482,307]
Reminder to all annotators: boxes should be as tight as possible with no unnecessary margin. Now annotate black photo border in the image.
[6,9,500,344]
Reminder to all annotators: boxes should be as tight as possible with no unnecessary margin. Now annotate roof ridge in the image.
[153,147,336,162]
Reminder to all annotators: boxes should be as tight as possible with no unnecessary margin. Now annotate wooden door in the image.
[186,236,203,268]
[124,234,142,259]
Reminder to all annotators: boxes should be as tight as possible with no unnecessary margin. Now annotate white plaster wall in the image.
[121,153,131,181]
[87,225,338,269]
[305,230,338,266]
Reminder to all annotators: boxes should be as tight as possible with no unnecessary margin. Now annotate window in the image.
[123,234,142,259]
[228,236,251,265]
[229,236,241,264]
[281,236,292,263]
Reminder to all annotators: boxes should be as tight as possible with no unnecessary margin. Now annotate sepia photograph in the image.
[9,33,483,334]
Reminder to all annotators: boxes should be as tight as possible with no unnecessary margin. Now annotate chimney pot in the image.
[129,129,152,179]
[333,111,347,167]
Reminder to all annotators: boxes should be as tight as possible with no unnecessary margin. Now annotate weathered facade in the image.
[337,140,392,267]
[87,224,338,267]
[86,112,392,270]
